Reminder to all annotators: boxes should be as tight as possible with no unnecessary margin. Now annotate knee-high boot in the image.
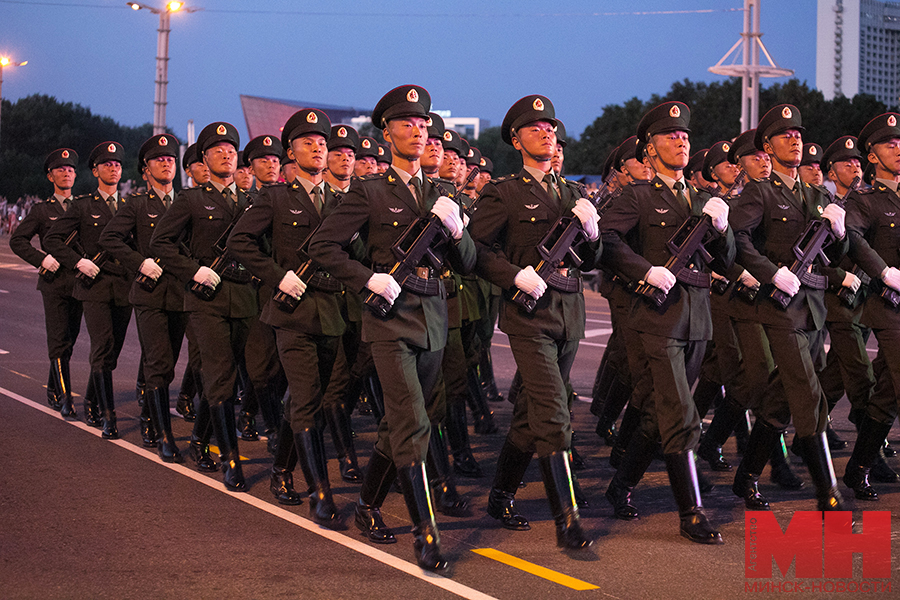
[539,451,591,550]
[479,343,503,403]
[189,397,218,472]
[445,389,483,478]
[698,396,744,471]
[363,374,385,425]
[95,370,118,439]
[843,416,893,501]
[148,386,183,463]
[798,432,846,512]
[769,433,804,489]
[665,450,724,544]
[426,424,470,517]
[210,402,245,492]
[328,401,361,483]
[139,389,158,448]
[466,369,497,435]
[732,419,781,510]
[610,404,641,468]
[295,427,341,528]
[606,430,658,520]
[355,449,398,544]
[487,440,533,530]
[397,462,449,572]
[51,358,76,419]
[270,419,301,505]
[46,365,61,409]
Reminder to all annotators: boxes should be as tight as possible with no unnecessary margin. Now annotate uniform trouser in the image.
[819,320,874,412]
[698,294,744,392]
[731,319,776,413]
[134,306,186,390]
[275,328,339,431]
[189,312,251,408]
[41,289,82,360]
[474,292,501,358]
[82,300,132,371]
[245,315,284,395]
[505,333,579,457]
[864,328,900,425]
[322,320,362,411]
[629,332,705,454]
[370,340,444,466]
[755,326,829,437]
[432,327,466,424]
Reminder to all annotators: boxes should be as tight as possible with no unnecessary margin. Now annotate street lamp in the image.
[0,55,28,151]
[127,2,198,135]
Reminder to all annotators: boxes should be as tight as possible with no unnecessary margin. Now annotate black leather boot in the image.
[609,404,641,469]
[826,417,847,450]
[95,370,118,439]
[698,397,745,471]
[51,358,77,419]
[397,462,449,572]
[270,420,301,505]
[238,410,259,441]
[539,451,591,550]
[46,365,61,409]
[798,432,845,512]
[593,372,631,447]
[295,427,342,528]
[445,386,483,478]
[355,449,398,544]
[871,453,900,483]
[329,401,361,483]
[210,402,246,491]
[426,424,470,517]
[569,426,587,471]
[147,386,183,463]
[479,344,503,403]
[487,440,533,530]
[175,366,198,422]
[82,370,101,428]
[734,410,751,454]
[139,391,158,448]
[665,450,724,545]
[843,416,892,501]
[363,374,385,425]
[606,430,658,520]
[467,369,498,435]
[769,434,804,489]
[189,398,218,472]
[258,384,281,454]
[732,419,781,510]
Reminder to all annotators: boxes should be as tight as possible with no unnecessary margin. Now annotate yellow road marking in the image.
[208,444,249,462]
[472,548,599,590]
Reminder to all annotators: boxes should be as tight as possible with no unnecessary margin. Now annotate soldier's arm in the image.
[729,180,779,284]
[149,192,200,283]
[468,181,518,289]
[308,186,374,294]
[99,196,145,273]
[599,186,651,283]
[227,187,283,288]
[846,194,886,280]
[9,205,47,267]
[44,200,84,269]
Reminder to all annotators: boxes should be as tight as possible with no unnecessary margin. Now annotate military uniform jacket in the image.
[98,190,185,312]
[148,183,257,319]
[730,174,848,330]
[228,180,346,337]
[44,191,132,304]
[9,196,77,295]
[308,167,476,351]
[601,176,735,341]
[847,185,900,330]
[468,169,602,341]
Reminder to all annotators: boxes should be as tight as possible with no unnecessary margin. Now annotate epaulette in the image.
[73,192,92,201]
[856,186,876,195]
[492,172,519,185]
[630,179,651,186]
[358,172,387,182]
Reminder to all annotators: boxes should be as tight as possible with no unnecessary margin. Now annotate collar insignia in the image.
[387,175,396,183]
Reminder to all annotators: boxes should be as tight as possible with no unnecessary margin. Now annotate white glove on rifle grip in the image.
[841,272,861,293]
[772,266,800,297]
[738,270,760,289]
[702,197,730,233]
[193,266,220,288]
[514,265,547,300]
[821,203,846,239]
[367,273,401,304]
[139,257,163,280]
[644,266,676,294]
[431,196,464,240]
[76,258,100,278]
[882,266,900,292]
[41,254,60,273]
[278,270,307,299]
[572,198,599,241]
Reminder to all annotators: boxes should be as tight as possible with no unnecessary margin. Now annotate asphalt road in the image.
[1,238,898,599]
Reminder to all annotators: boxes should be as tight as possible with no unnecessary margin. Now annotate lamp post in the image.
[0,55,28,151]
[127,2,197,135]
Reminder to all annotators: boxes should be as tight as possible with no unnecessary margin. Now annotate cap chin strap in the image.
[872,146,900,178]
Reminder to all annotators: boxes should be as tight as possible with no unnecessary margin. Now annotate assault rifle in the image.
[836,265,871,308]
[457,167,481,218]
[510,216,586,313]
[271,224,335,313]
[39,231,79,282]
[75,250,109,289]
[769,176,859,310]
[190,206,251,301]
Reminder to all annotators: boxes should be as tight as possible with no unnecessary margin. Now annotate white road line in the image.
[584,318,611,324]
[0,289,9,293]
[0,386,498,600]
[0,349,9,354]
[583,328,613,338]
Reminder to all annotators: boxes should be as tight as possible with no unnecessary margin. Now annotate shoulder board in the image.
[856,187,877,195]
[73,193,92,201]
[630,180,651,186]
[492,173,520,185]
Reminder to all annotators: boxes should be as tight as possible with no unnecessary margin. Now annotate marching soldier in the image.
[354,137,380,178]
[99,133,186,462]
[9,148,83,418]
[45,142,133,439]
[183,143,210,187]
[324,124,358,194]
[469,95,601,550]
[798,143,825,187]
[375,144,391,173]
[309,85,475,572]
[728,129,772,183]
[149,122,258,492]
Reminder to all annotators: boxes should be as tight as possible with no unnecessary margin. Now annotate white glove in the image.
[882,266,900,292]
[462,212,470,228]
[644,266,676,294]
[572,198,600,241]
[772,266,800,297]
[278,270,307,300]
[431,196,464,240]
[193,266,221,288]
[842,272,861,293]
[40,254,60,273]
[76,258,100,278]
[139,257,163,280]
[821,203,846,239]
[702,197,730,233]
[514,265,547,300]
[710,270,727,282]
[366,273,401,305]
[738,269,760,289]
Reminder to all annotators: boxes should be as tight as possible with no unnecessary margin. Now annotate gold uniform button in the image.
[393,221,398,226]
[150,223,154,227]
[530,217,536,222]
[782,217,787,221]
[208,215,213,219]
[94,223,98,226]
[660,222,666,226]
[292,222,297,226]
[891,223,895,228]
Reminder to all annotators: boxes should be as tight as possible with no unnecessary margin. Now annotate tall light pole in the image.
[0,55,28,151]
[128,2,198,135]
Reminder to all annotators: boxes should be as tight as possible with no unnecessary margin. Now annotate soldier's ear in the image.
[645,141,657,158]
[868,150,879,165]
[511,136,522,152]
[762,140,774,156]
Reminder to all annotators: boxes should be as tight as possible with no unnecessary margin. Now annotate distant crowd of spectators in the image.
[0,196,40,236]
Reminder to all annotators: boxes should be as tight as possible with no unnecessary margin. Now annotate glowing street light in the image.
[0,55,28,151]
[127,2,198,135]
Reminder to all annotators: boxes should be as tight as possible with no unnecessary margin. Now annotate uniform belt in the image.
[219,259,253,285]
[547,267,583,293]
[308,270,343,293]
[372,264,442,297]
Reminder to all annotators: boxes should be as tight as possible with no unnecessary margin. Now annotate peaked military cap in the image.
[754,104,804,150]
[501,94,557,145]
[327,125,359,153]
[243,134,283,166]
[441,129,465,156]
[376,144,392,164]
[459,137,470,162]
[357,136,379,160]
[602,146,618,180]
[45,148,78,173]
[555,119,568,148]
[197,121,240,154]
[858,113,900,151]
[182,143,201,170]
[466,146,482,168]
[702,141,731,181]
[479,156,493,174]
[685,149,707,180]
[371,85,431,128]
[728,129,757,163]
[426,112,445,139]
[635,101,690,158]
[140,134,179,166]
[613,136,639,172]
[281,109,331,150]
[800,143,823,166]
[89,141,124,168]
[821,136,862,172]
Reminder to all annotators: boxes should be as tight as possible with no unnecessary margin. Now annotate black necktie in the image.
[107,196,117,215]
[410,177,423,209]
[674,181,690,210]
[62,197,71,211]
[312,186,323,214]
[162,194,171,209]
[546,172,559,205]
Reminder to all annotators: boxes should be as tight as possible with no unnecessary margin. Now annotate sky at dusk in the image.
[1,0,820,147]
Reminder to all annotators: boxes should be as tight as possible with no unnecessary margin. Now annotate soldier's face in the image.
[623,157,653,182]
[512,120,557,161]
[740,152,771,180]
[439,150,461,181]
[376,161,390,173]
[203,142,238,178]
[765,130,803,168]
[712,160,741,188]
[476,171,491,192]
[828,158,862,188]
[289,134,328,174]
[93,160,122,186]
[281,161,301,183]
[354,156,378,177]
[384,117,428,161]
[47,166,76,191]
[871,138,900,175]
[551,143,564,174]
[234,166,254,190]
[421,137,444,171]
[188,162,210,185]
[327,147,356,180]
[798,163,823,186]
[251,155,282,185]
[146,155,176,186]
[648,131,690,171]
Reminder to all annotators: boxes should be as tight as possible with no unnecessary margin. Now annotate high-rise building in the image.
[817,0,900,106]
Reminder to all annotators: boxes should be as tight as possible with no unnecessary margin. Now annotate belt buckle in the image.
[416,266,430,279]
